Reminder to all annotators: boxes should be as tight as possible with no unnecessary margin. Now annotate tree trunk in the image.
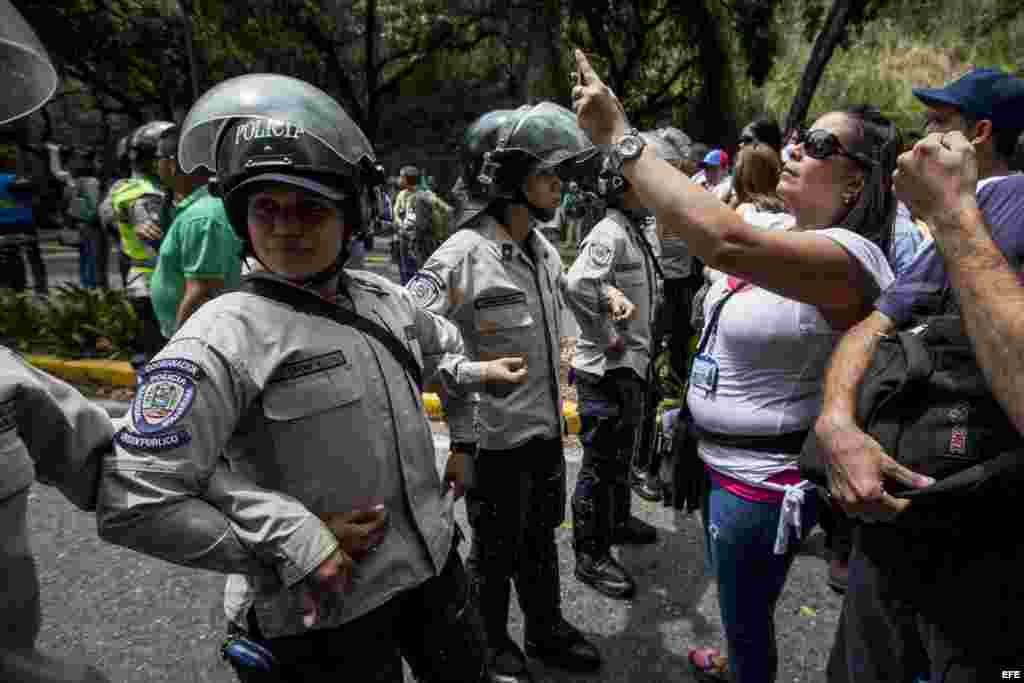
[688,0,739,146]
[522,0,566,105]
[784,0,859,134]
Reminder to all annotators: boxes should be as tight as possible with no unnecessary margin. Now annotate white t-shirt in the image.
[688,227,894,484]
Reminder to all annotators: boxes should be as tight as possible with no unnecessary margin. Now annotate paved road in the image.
[30,444,841,683]
[30,234,841,682]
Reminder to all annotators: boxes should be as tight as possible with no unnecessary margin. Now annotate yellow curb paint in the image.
[26,356,136,387]
[422,392,443,419]
[563,400,580,435]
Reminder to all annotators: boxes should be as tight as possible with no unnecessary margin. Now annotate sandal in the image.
[689,647,729,682]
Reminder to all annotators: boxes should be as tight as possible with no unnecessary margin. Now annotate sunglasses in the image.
[795,129,876,168]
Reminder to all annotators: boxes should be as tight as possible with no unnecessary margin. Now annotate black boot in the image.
[631,468,663,502]
[574,552,636,599]
[612,516,659,545]
[524,617,601,673]
[611,478,658,545]
[486,637,533,683]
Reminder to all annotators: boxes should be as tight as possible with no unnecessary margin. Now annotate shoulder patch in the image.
[115,427,192,452]
[588,242,613,268]
[143,357,205,380]
[132,372,197,434]
[407,271,445,308]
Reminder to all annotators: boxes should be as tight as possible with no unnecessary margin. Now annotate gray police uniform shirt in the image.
[0,348,115,508]
[408,214,564,451]
[564,208,657,380]
[98,271,490,639]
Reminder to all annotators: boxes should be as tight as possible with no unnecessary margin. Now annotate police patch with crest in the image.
[407,271,445,308]
[588,242,613,268]
[132,370,197,434]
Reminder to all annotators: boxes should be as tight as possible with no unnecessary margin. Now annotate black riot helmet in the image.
[129,120,176,168]
[455,102,598,229]
[178,74,384,285]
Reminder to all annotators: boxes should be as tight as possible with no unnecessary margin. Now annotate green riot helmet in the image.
[456,102,597,229]
[130,120,176,168]
[178,74,382,250]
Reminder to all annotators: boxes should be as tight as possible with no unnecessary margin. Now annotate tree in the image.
[783,0,891,133]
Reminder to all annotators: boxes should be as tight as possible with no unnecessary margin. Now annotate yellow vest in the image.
[110,177,162,270]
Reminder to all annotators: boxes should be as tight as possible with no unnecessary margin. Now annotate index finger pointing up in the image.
[575,48,601,87]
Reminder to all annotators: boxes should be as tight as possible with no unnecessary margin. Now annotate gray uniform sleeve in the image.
[564,223,620,349]
[97,338,337,589]
[0,348,115,511]
[407,247,479,444]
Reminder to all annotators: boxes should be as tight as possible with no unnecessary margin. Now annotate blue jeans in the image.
[702,475,819,683]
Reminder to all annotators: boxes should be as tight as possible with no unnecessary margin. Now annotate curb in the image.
[26,355,582,434]
[26,355,136,387]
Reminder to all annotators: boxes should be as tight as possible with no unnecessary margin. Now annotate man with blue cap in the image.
[814,67,1024,683]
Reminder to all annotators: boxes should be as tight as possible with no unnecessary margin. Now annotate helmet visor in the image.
[0,1,58,125]
[178,74,376,175]
[504,102,597,173]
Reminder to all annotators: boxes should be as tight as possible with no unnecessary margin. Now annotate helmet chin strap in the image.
[249,241,351,291]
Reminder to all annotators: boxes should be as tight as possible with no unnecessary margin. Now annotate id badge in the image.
[690,354,719,395]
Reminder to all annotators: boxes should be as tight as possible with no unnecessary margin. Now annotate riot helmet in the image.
[130,120,176,168]
[643,127,692,165]
[455,102,597,229]
[178,74,383,286]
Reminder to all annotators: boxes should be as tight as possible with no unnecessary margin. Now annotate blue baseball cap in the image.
[913,68,1024,129]
[701,149,729,168]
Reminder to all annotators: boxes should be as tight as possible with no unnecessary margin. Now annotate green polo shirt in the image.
[151,185,243,338]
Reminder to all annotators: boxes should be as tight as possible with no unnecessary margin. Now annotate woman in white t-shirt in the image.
[572,65,900,683]
[688,109,897,682]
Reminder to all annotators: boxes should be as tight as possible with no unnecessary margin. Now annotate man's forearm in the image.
[176,281,222,330]
[817,311,893,431]
[933,204,1024,434]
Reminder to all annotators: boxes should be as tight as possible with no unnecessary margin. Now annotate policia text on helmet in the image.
[178,74,385,289]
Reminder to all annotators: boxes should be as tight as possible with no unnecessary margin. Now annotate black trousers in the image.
[230,549,487,683]
[572,368,646,558]
[467,436,566,643]
[128,295,166,362]
[828,522,1024,683]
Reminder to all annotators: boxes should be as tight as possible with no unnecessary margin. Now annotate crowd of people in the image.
[3,2,1024,680]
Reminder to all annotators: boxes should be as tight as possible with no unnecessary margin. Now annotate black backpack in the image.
[801,313,1024,529]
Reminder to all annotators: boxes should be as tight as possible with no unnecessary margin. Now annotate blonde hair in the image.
[731,143,785,213]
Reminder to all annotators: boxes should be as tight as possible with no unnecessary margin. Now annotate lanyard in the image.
[696,278,750,358]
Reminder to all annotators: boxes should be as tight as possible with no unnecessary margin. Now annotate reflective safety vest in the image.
[110,177,162,271]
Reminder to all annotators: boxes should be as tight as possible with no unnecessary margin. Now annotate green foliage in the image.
[0,286,140,359]
[0,290,49,353]
[745,0,1024,135]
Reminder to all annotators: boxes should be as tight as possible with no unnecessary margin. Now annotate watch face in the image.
[620,136,644,158]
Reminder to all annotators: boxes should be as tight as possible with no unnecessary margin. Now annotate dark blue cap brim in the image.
[912,87,968,112]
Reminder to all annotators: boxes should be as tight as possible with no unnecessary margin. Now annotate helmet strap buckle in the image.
[478,152,500,186]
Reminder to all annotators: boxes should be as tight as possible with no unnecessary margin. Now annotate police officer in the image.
[96,74,527,683]
[632,127,695,503]
[564,133,661,600]
[393,165,433,284]
[110,120,175,361]
[2,7,113,681]
[0,349,114,683]
[407,103,602,683]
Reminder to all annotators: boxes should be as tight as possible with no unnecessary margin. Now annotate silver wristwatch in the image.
[610,128,645,173]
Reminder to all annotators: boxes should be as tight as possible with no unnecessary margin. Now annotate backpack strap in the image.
[240,273,424,390]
